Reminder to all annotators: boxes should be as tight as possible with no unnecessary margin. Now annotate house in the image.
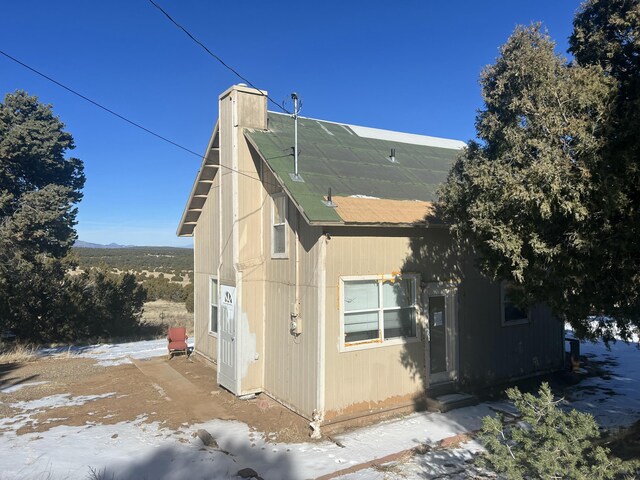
[177,84,564,427]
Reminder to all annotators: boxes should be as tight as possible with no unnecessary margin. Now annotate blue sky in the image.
[0,1,580,247]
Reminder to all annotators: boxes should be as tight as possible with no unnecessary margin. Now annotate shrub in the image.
[477,382,636,479]
[184,283,194,313]
[143,276,186,303]
[55,269,147,341]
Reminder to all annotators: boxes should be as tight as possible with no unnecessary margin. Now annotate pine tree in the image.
[477,383,636,479]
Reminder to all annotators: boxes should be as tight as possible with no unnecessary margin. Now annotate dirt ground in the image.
[0,353,311,443]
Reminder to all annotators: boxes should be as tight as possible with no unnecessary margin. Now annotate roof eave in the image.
[177,120,220,237]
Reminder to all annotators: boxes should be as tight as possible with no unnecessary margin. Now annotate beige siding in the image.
[259,167,322,419]
[214,85,322,408]
[322,227,564,420]
[193,169,220,362]
[233,92,268,393]
[323,231,430,420]
[219,94,235,286]
[208,85,271,396]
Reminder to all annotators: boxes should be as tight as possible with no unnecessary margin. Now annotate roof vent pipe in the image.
[323,187,336,208]
[289,92,304,183]
[389,148,396,163]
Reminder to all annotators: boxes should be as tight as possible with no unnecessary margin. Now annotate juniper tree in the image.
[440,0,640,340]
[0,91,146,342]
[0,91,85,339]
[569,0,640,338]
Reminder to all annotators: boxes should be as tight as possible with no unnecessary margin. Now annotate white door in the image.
[424,283,458,385]
[217,285,237,393]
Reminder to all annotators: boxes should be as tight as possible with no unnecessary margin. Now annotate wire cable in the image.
[0,49,202,159]
[147,0,291,115]
[0,49,284,187]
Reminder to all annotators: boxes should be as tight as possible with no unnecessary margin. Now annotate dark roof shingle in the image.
[245,112,464,225]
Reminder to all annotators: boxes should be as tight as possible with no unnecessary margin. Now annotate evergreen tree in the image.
[569,0,640,338]
[58,269,147,341]
[0,91,85,339]
[477,383,636,479]
[0,91,146,342]
[440,0,640,340]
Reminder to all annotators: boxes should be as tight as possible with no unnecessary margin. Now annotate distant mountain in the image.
[74,240,133,249]
[74,240,193,249]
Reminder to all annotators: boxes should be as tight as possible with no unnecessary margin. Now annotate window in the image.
[501,282,529,326]
[271,193,287,257]
[210,278,218,334]
[341,275,418,350]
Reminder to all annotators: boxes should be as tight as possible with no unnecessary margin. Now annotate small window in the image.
[341,275,418,350]
[210,278,218,334]
[271,193,287,258]
[501,282,529,326]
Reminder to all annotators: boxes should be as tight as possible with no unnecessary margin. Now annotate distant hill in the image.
[75,240,133,249]
[72,245,193,273]
[75,240,193,249]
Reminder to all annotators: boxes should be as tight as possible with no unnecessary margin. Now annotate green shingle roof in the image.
[244,112,464,224]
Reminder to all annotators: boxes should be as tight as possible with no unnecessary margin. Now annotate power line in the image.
[0,49,202,158]
[0,49,283,187]
[147,0,291,115]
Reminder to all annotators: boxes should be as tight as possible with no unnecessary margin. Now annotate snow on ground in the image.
[0,335,638,479]
[0,381,49,394]
[565,331,640,429]
[343,332,640,480]
[1,413,240,480]
[336,441,486,480]
[38,338,192,366]
[8,392,116,412]
[187,405,495,479]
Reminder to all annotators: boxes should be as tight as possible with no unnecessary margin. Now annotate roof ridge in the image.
[267,111,466,150]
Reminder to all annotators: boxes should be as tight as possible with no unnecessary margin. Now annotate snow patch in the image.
[38,338,188,366]
[0,381,49,393]
[10,392,115,412]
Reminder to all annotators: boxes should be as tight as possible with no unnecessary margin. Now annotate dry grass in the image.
[0,343,38,364]
[51,346,82,359]
[142,300,193,337]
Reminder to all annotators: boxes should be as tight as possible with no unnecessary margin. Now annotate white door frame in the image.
[423,282,459,385]
[217,284,238,393]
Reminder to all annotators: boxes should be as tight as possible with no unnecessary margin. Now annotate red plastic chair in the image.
[168,327,188,359]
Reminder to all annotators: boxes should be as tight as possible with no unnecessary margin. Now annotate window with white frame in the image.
[501,281,529,326]
[271,193,287,257]
[341,275,418,348]
[209,278,218,334]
